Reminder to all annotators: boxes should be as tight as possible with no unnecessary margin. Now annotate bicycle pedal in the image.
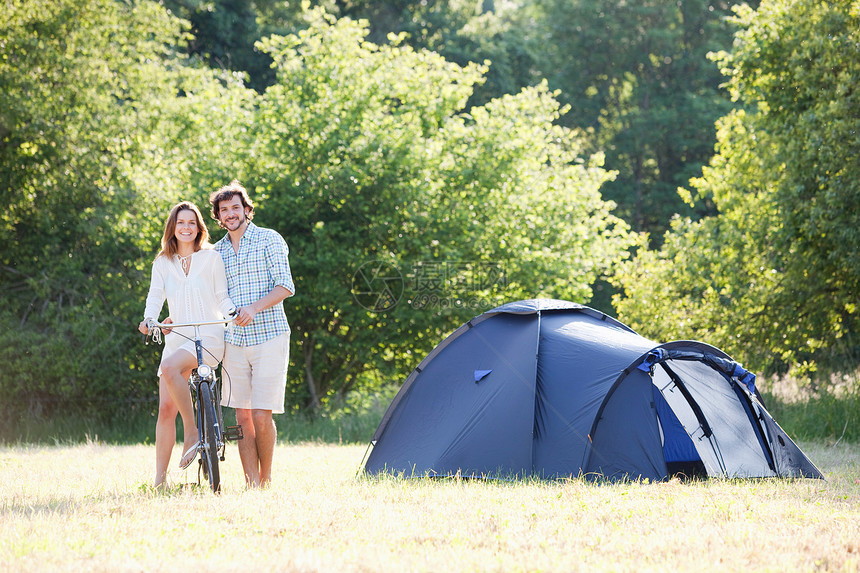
[224,425,244,441]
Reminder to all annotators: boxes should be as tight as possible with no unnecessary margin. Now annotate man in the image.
[210,180,294,487]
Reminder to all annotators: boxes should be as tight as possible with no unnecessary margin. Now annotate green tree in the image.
[0,0,254,431]
[249,7,634,409]
[336,0,534,109]
[147,0,752,245]
[513,0,746,239]
[611,0,860,378]
[160,0,284,92]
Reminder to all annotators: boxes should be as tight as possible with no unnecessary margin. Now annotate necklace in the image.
[177,253,192,275]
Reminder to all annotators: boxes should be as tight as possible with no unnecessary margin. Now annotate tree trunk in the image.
[302,341,321,411]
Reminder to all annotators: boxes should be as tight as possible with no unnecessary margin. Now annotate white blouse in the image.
[143,248,235,366]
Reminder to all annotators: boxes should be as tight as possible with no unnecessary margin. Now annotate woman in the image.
[138,201,235,488]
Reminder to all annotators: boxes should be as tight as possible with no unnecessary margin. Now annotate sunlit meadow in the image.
[1,440,858,572]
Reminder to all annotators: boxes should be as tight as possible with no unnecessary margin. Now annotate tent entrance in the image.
[653,387,707,479]
[652,361,730,477]
[649,356,787,478]
[585,354,779,480]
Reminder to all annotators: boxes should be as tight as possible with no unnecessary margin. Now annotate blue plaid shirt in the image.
[215,222,295,346]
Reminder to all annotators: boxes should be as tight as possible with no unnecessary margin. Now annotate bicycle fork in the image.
[192,375,242,456]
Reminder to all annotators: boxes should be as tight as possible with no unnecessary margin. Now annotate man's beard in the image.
[224,213,246,231]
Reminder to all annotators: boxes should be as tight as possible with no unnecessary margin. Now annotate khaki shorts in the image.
[221,333,289,413]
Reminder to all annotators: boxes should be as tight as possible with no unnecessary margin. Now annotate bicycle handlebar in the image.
[144,315,236,346]
[148,317,235,329]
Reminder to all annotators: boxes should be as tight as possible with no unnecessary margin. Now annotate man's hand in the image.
[232,286,290,327]
[234,306,257,327]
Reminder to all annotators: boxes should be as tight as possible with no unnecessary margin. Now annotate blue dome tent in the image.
[363,299,822,481]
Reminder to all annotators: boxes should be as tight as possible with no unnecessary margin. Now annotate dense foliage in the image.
[249,8,633,408]
[508,0,748,237]
[1,0,261,430]
[2,0,858,438]
[0,0,632,426]
[158,0,750,240]
[4,1,194,422]
[612,0,860,377]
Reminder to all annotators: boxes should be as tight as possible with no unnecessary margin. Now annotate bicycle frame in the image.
[146,318,242,493]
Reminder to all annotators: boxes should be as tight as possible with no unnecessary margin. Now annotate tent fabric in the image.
[364,299,823,481]
[583,369,667,481]
[531,311,654,477]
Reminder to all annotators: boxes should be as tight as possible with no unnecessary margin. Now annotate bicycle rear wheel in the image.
[199,382,221,493]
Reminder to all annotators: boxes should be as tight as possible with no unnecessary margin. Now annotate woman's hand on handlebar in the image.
[138,317,173,336]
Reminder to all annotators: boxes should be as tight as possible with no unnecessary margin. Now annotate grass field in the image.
[1,440,858,572]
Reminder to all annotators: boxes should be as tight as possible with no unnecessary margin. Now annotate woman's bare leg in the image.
[154,378,178,488]
[159,350,198,467]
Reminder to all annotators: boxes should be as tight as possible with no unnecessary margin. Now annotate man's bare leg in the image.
[236,408,260,486]
[252,409,276,486]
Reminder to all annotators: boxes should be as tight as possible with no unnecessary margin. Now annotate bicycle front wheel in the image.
[199,382,221,493]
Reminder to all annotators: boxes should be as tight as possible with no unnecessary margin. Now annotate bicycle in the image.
[145,317,243,493]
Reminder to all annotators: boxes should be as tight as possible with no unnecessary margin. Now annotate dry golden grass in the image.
[0,440,858,572]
